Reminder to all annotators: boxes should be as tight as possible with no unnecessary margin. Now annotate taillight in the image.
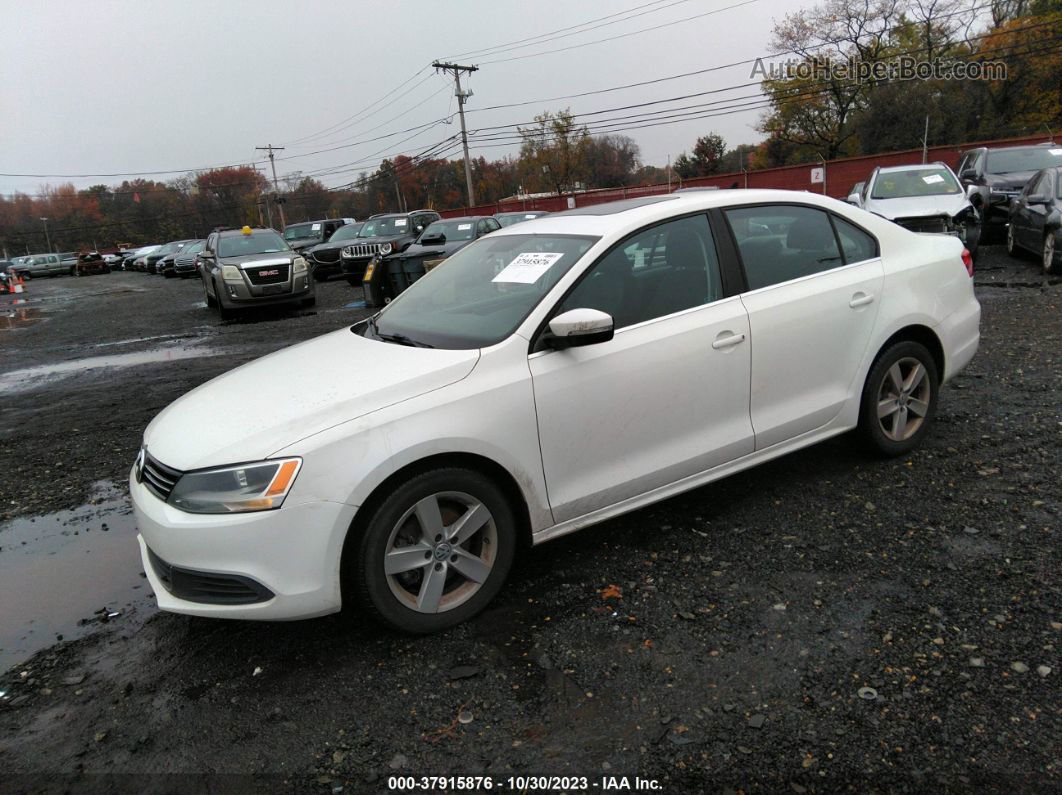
[961,248,974,277]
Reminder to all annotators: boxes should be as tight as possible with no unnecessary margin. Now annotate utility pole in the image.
[432,61,478,207]
[256,145,286,230]
[921,115,930,164]
[40,217,52,252]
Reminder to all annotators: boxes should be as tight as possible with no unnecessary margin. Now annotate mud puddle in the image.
[0,341,226,394]
[0,305,48,330]
[0,481,152,674]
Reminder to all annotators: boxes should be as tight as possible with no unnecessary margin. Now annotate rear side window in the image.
[831,216,878,264]
[725,205,843,291]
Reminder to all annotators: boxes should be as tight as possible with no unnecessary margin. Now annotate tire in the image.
[215,288,234,320]
[857,340,940,457]
[1006,223,1024,258]
[351,468,518,633]
[1044,233,1060,275]
[205,290,216,308]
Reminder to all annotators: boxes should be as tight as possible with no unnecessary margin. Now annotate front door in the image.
[724,204,884,450]
[530,214,754,524]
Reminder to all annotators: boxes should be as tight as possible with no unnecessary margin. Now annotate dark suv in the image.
[338,210,440,286]
[198,227,314,319]
[282,218,355,255]
[958,143,1062,234]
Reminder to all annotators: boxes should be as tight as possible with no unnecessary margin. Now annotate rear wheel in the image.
[857,340,939,457]
[351,468,517,633]
[1044,233,1059,275]
[1006,224,1023,258]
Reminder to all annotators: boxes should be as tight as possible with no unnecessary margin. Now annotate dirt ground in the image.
[0,251,1058,792]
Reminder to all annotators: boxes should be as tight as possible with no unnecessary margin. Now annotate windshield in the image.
[180,240,205,256]
[419,220,476,243]
[283,223,324,241]
[329,223,363,242]
[496,213,543,228]
[370,233,598,349]
[358,217,410,238]
[871,167,961,199]
[218,231,290,258]
[986,147,1062,174]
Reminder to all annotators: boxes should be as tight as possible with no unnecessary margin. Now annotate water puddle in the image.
[0,341,224,394]
[0,306,47,330]
[0,482,153,674]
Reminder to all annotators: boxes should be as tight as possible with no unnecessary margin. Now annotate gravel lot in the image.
[0,249,1058,792]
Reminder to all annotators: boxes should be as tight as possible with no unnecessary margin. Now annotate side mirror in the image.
[846,193,862,206]
[960,168,977,181]
[546,308,614,350]
[1026,193,1048,205]
[420,232,445,245]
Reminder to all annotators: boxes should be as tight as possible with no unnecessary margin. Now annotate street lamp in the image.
[40,217,52,253]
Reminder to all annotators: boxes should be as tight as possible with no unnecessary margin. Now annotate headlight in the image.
[379,242,393,256]
[168,458,302,513]
[293,256,307,274]
[221,265,242,282]
[342,246,353,257]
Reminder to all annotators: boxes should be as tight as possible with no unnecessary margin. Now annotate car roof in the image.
[431,215,485,223]
[218,227,276,237]
[876,162,954,174]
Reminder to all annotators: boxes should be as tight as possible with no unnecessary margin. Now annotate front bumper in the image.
[218,272,313,307]
[131,469,356,620]
[339,254,373,279]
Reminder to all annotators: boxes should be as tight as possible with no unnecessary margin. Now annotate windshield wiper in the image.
[367,314,433,347]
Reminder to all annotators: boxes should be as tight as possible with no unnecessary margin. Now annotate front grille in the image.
[343,243,382,259]
[147,548,274,605]
[246,264,290,285]
[310,249,340,264]
[140,452,182,501]
[895,216,949,234]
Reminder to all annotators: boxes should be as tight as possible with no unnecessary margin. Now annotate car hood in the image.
[307,239,353,256]
[285,236,324,250]
[143,328,480,470]
[865,193,971,220]
[349,233,408,246]
[394,240,471,259]
[218,252,297,269]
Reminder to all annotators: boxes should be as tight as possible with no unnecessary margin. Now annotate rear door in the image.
[723,204,884,450]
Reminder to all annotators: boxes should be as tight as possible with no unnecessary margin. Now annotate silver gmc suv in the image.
[198,227,314,320]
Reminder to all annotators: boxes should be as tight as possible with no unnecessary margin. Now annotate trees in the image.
[518,109,591,195]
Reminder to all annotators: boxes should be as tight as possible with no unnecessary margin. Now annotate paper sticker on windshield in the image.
[922,174,945,184]
[457,223,472,230]
[1051,148,1062,156]
[394,218,407,227]
[525,214,537,219]
[311,223,321,231]
[492,252,564,284]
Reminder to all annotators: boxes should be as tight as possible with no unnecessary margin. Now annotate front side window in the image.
[217,231,290,258]
[726,205,843,291]
[557,214,723,330]
[370,234,598,349]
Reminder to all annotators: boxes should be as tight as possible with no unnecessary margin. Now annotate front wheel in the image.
[1044,233,1060,275]
[857,340,940,457]
[351,468,517,633]
[1006,223,1023,258]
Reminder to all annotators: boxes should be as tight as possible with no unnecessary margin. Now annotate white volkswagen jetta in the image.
[131,190,980,632]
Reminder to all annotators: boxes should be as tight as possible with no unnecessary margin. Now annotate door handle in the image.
[849,293,874,308]
[712,332,746,350]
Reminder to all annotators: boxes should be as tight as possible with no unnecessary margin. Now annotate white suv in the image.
[131,190,980,632]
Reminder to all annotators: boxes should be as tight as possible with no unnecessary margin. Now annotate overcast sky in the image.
[2,0,800,196]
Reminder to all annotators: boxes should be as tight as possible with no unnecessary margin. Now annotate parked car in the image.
[958,143,1062,236]
[1006,166,1062,273]
[73,252,110,277]
[845,182,865,204]
[170,240,206,278]
[362,215,502,307]
[129,245,162,271]
[131,190,979,632]
[198,226,314,319]
[338,210,441,287]
[59,252,78,274]
[304,221,364,281]
[282,218,357,255]
[11,252,65,278]
[851,163,981,257]
[145,240,195,274]
[494,210,550,227]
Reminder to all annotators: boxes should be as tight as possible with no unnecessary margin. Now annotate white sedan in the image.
[130,190,980,632]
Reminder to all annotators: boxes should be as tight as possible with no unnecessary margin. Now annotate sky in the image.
[1,0,802,197]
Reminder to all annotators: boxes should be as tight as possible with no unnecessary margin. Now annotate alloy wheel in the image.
[1006,224,1016,255]
[384,491,497,614]
[876,356,932,442]
[1045,234,1057,274]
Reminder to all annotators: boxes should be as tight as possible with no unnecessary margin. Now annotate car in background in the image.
[11,252,65,278]
[1006,166,1062,274]
[958,143,1062,235]
[851,163,981,257]
[170,240,206,278]
[303,221,364,281]
[73,252,110,277]
[59,252,78,274]
[845,182,865,204]
[338,210,440,287]
[129,245,162,271]
[130,190,979,632]
[198,226,314,319]
[494,210,549,227]
[145,240,195,274]
[282,218,357,255]
[362,215,501,307]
